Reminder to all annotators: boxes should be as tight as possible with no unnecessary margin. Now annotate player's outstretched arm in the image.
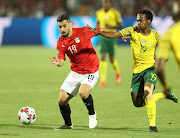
[86,24,122,38]
[50,56,64,67]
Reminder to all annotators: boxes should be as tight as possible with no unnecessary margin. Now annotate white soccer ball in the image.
[18,106,37,124]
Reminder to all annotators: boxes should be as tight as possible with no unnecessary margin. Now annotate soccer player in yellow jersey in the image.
[96,0,123,87]
[87,9,178,132]
[156,1,179,101]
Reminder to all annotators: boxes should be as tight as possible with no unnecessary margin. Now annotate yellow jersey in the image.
[96,8,122,30]
[120,27,161,74]
[157,22,180,68]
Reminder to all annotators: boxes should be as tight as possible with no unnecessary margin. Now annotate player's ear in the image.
[148,19,151,25]
[69,22,72,28]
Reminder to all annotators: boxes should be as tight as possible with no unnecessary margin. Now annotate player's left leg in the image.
[144,81,158,132]
[153,88,178,103]
[79,84,97,129]
[79,71,99,129]
[109,55,121,84]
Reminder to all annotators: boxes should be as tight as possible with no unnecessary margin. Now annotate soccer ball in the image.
[18,106,36,124]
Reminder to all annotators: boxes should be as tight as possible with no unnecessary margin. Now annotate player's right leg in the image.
[55,71,81,130]
[55,90,73,130]
[99,53,107,87]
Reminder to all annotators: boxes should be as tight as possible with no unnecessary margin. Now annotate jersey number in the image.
[88,75,94,82]
[68,45,77,54]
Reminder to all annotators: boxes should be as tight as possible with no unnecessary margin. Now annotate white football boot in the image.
[89,112,97,129]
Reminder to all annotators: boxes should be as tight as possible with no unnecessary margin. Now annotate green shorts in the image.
[99,36,117,56]
[131,67,158,95]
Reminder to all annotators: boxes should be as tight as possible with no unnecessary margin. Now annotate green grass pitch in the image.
[0,45,180,138]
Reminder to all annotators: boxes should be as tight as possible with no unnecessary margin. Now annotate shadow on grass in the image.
[0,124,144,132]
[74,125,143,132]
[0,133,19,137]
[0,123,53,130]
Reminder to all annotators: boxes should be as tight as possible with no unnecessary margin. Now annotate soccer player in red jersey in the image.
[50,14,100,129]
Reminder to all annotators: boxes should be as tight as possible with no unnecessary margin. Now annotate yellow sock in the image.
[153,93,166,102]
[111,60,120,74]
[100,61,107,83]
[145,99,156,127]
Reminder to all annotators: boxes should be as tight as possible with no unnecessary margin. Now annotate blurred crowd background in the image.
[0,0,176,18]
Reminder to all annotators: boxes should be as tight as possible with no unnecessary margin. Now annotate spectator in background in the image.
[0,0,177,17]
[96,0,123,87]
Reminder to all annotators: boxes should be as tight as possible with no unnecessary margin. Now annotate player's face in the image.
[136,14,150,30]
[102,0,111,10]
[171,1,180,21]
[57,20,72,38]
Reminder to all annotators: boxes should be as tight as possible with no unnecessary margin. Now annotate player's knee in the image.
[79,92,88,99]
[133,102,144,107]
[58,98,66,105]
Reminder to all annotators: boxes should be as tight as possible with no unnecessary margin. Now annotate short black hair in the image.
[138,10,153,22]
[57,14,70,22]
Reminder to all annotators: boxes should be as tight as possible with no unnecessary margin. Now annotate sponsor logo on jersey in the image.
[75,37,80,43]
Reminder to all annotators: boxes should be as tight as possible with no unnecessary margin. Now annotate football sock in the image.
[82,94,95,115]
[145,99,156,127]
[59,104,72,126]
[100,61,107,83]
[111,60,120,74]
[153,93,166,102]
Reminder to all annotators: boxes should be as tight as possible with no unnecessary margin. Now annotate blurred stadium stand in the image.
[0,0,176,47]
[0,0,176,17]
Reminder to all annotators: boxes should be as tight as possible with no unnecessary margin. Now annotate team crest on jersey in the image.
[75,37,80,43]
[148,42,152,46]
[141,40,146,43]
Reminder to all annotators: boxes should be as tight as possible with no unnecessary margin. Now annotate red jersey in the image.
[57,26,100,74]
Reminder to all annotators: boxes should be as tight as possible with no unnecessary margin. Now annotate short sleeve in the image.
[56,40,66,60]
[116,10,123,23]
[151,29,161,43]
[83,26,99,39]
[119,27,134,37]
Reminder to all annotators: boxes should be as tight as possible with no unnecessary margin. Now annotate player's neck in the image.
[67,28,73,38]
[140,28,151,36]
[104,7,110,12]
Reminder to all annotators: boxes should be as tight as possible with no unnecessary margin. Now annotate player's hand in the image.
[122,36,131,42]
[50,56,60,66]
[86,24,99,34]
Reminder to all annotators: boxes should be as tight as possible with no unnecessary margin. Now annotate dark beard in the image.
[62,30,69,38]
[62,34,69,38]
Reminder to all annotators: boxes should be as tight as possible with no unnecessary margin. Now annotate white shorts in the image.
[60,70,99,96]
